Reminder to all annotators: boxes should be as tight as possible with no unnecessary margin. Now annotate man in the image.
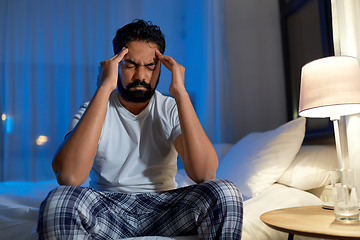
[38,19,243,239]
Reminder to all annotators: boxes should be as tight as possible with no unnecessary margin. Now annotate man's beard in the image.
[117,75,159,103]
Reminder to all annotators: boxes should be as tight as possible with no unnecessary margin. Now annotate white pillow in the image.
[277,145,337,190]
[216,117,306,198]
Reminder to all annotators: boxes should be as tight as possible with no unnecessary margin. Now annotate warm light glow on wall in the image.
[36,135,48,145]
[1,113,6,121]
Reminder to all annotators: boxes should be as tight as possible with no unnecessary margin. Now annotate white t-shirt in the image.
[68,90,182,193]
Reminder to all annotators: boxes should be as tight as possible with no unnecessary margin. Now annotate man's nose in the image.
[134,66,147,81]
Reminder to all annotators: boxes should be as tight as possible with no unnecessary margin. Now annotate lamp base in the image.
[332,116,350,169]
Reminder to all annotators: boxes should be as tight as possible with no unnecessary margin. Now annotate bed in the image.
[0,117,337,239]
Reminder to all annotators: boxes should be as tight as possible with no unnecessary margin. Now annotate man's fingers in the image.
[156,50,174,70]
[156,50,172,61]
[112,48,129,62]
[155,50,163,59]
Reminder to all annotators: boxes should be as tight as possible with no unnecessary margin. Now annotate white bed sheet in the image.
[0,180,58,240]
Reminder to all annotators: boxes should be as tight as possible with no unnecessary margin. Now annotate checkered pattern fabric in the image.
[37,179,243,240]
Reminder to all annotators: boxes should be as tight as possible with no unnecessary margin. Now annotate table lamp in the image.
[299,56,360,169]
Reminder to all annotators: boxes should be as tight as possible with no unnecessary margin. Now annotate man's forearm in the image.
[52,85,113,186]
[174,90,218,183]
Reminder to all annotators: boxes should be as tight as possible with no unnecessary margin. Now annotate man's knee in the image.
[39,185,89,222]
[194,179,243,238]
[41,186,79,205]
[193,178,243,217]
[38,186,93,235]
[200,178,243,202]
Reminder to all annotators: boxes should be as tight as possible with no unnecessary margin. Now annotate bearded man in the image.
[37,19,243,240]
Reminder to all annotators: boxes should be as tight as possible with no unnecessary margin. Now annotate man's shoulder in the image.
[154,90,175,104]
[153,91,178,121]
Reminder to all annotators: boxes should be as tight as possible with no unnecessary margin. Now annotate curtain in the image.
[204,1,232,144]
[331,0,360,196]
[331,0,360,58]
[0,0,230,181]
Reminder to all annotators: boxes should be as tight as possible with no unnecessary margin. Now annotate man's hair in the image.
[113,19,166,55]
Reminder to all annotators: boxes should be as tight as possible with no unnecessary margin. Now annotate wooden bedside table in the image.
[260,205,360,240]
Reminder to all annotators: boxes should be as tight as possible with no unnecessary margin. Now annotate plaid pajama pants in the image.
[37,179,243,240]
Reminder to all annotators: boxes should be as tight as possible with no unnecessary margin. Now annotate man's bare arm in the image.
[156,50,218,183]
[53,48,128,186]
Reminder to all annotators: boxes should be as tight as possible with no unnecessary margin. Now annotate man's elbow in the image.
[204,170,217,182]
[192,170,217,184]
[52,156,89,186]
[194,156,218,183]
[55,171,84,186]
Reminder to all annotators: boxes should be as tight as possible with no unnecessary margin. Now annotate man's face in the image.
[117,41,161,103]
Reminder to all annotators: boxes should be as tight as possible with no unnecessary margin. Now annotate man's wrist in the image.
[97,84,116,96]
[172,88,189,103]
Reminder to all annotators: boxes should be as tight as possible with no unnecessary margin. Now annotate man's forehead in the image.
[124,54,156,61]
[124,41,158,62]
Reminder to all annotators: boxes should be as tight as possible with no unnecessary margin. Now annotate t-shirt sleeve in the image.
[65,102,89,139]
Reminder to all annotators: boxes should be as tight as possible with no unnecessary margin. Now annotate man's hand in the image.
[155,50,186,97]
[97,48,129,91]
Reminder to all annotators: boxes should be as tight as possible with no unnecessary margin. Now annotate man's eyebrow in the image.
[124,59,137,65]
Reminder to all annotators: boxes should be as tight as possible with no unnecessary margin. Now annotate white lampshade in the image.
[299,56,360,119]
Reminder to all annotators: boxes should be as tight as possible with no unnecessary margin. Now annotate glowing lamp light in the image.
[299,56,360,169]
[36,135,48,145]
